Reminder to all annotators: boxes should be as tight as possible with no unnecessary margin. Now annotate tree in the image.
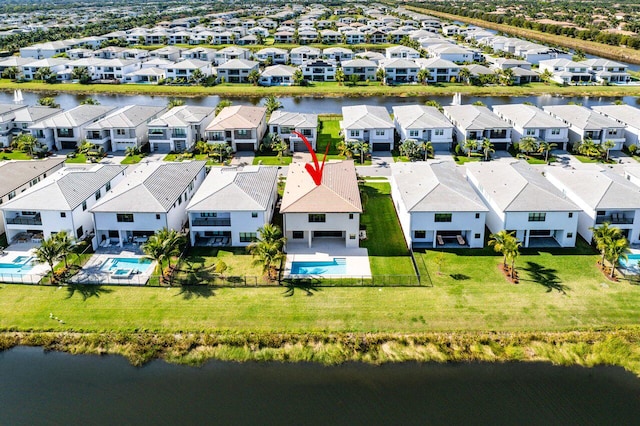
[519,137,539,154]
[463,139,478,158]
[71,66,91,84]
[504,237,522,280]
[347,73,360,87]
[488,230,516,268]
[268,133,287,163]
[54,231,74,270]
[34,66,55,83]
[472,100,486,107]
[190,68,205,84]
[352,141,370,164]
[579,138,603,158]
[335,68,345,85]
[34,236,62,284]
[210,142,232,163]
[337,139,355,158]
[420,141,434,161]
[263,95,282,115]
[247,69,260,85]
[215,99,232,116]
[540,69,553,84]
[424,100,443,112]
[538,141,557,163]
[376,68,386,85]
[248,224,286,280]
[481,138,494,161]
[603,139,616,161]
[605,236,630,278]
[499,68,514,86]
[167,98,185,109]
[399,138,421,160]
[142,228,185,284]
[13,133,38,157]
[293,68,304,86]
[590,222,623,267]
[141,235,167,282]
[572,49,586,62]
[2,66,20,80]
[458,67,472,84]
[38,97,59,109]
[125,146,141,157]
[80,97,100,105]
[416,68,431,85]
[78,140,94,154]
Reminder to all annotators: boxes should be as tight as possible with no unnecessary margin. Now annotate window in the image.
[528,212,546,222]
[237,129,248,136]
[567,233,573,238]
[22,211,37,216]
[375,130,385,136]
[409,130,419,137]
[414,230,426,239]
[239,232,257,243]
[596,211,605,216]
[475,233,481,239]
[156,214,161,220]
[116,213,134,222]
[292,231,304,239]
[106,181,111,191]
[551,128,561,135]
[350,130,360,137]
[475,213,480,219]
[201,212,217,217]
[95,189,101,200]
[116,129,126,136]
[82,201,87,211]
[308,214,326,222]
[251,212,258,218]
[568,212,573,218]
[607,129,618,136]
[302,129,312,136]
[349,234,356,240]
[60,212,66,218]
[8,191,15,200]
[525,129,536,136]
[434,129,444,136]
[434,213,452,222]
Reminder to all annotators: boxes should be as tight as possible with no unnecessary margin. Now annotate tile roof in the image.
[0,158,65,197]
[443,105,510,131]
[268,111,317,128]
[543,105,623,130]
[340,105,394,130]
[392,105,452,130]
[148,105,215,128]
[86,105,166,130]
[206,105,266,131]
[492,104,568,129]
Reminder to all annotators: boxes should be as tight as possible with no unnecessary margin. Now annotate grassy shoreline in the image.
[1,79,639,98]
[1,329,638,376]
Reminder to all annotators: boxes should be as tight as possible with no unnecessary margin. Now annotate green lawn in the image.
[0,150,31,161]
[360,183,415,277]
[573,154,616,164]
[455,153,483,164]
[173,247,266,286]
[253,154,292,165]
[120,154,144,164]
[164,153,222,166]
[316,117,372,165]
[64,154,88,164]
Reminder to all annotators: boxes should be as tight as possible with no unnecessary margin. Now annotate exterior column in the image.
[118,230,124,247]
[308,231,312,248]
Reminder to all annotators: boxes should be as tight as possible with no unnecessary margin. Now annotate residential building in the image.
[186,166,279,247]
[543,105,626,150]
[546,167,640,244]
[216,59,259,83]
[323,47,354,63]
[147,105,216,152]
[205,105,266,152]
[414,57,460,83]
[427,44,474,64]
[259,65,296,86]
[213,47,251,66]
[166,59,212,81]
[538,59,591,84]
[268,111,318,151]
[280,161,362,248]
[5,106,62,147]
[443,105,512,150]
[301,59,336,82]
[341,59,377,81]
[466,161,579,248]
[385,45,420,60]
[254,48,289,65]
[0,104,29,146]
[1,164,126,244]
[492,104,569,148]
[581,59,630,84]
[91,161,206,247]
[391,162,488,248]
[392,105,454,151]
[21,58,69,81]
[379,58,419,84]
[340,105,395,151]
[592,105,640,148]
[290,46,321,65]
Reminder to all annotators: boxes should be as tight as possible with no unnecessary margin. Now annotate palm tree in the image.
[499,68,514,86]
[34,66,55,83]
[190,68,205,84]
[248,224,286,280]
[34,237,62,283]
[590,222,623,267]
[80,97,100,105]
[337,140,355,158]
[263,95,282,115]
[293,69,304,86]
[215,99,233,116]
[489,230,516,268]
[247,69,260,85]
[420,140,434,161]
[13,133,38,157]
[458,67,472,84]
[603,139,616,161]
[347,74,360,87]
[268,133,288,163]
[481,138,494,161]
[125,146,141,157]
[399,138,420,160]
[71,66,91,83]
[579,138,603,159]
[54,231,74,269]
[376,68,386,85]
[416,68,431,85]
[2,66,20,80]
[156,228,185,273]
[540,69,553,84]
[519,137,538,154]
[195,140,211,155]
[504,237,522,280]
[167,98,185,109]
[142,235,167,281]
[605,236,630,278]
[463,139,478,158]
[335,68,345,85]
[353,141,370,164]
[538,141,557,163]
[37,97,60,109]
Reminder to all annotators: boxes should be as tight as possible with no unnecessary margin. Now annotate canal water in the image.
[1,346,639,425]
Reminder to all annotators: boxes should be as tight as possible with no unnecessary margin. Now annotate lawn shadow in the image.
[521,261,569,294]
[449,273,470,281]
[177,285,215,300]
[65,284,113,301]
[281,278,322,297]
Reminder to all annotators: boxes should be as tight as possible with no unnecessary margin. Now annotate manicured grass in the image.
[0,150,32,161]
[164,153,222,166]
[573,154,616,164]
[253,154,292,165]
[316,117,372,165]
[360,183,415,276]
[64,154,88,164]
[120,154,144,164]
[173,247,266,285]
[454,153,483,164]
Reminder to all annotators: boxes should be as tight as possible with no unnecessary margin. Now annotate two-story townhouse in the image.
[546,167,640,245]
[301,59,336,82]
[427,44,474,64]
[0,57,35,76]
[273,31,295,44]
[343,30,366,44]
[414,57,460,83]
[29,105,118,150]
[592,105,640,148]
[0,158,65,235]
[20,41,75,59]
[538,59,592,84]
[290,46,321,65]
[0,104,29,146]
[281,161,362,249]
[20,58,69,81]
[5,106,62,147]
[181,47,217,63]
[321,29,342,44]
[466,161,579,248]
[391,162,488,248]
[149,46,184,62]
[341,59,377,81]
[323,47,354,63]
[166,59,213,81]
[443,105,512,150]
[94,59,142,82]
[205,105,267,152]
[543,105,626,150]
[492,104,569,149]
[340,105,395,151]
[379,58,419,84]
[212,47,251,66]
[385,45,420,60]
[259,65,297,86]
[215,59,259,84]
[1,164,126,244]
[299,28,319,44]
[91,161,206,248]
[268,111,318,152]
[84,105,167,152]
[392,105,454,151]
[186,166,278,247]
[254,48,289,65]
[147,105,216,152]
[581,59,630,84]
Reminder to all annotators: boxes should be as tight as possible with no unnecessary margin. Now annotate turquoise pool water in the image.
[100,257,153,274]
[619,254,640,272]
[0,256,35,275]
[290,258,347,275]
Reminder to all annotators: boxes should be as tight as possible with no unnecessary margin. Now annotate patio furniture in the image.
[359,230,367,240]
[437,235,445,246]
[457,235,466,246]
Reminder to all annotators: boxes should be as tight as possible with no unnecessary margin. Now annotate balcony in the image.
[234,131,253,140]
[6,214,42,226]
[191,218,231,227]
[596,213,634,225]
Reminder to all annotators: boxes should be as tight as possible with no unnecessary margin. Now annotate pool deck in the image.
[70,251,156,285]
[0,242,50,284]
[283,239,372,279]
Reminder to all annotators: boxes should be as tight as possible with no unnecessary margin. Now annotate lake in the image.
[1,346,639,425]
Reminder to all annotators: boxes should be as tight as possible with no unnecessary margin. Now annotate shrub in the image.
[454,144,462,155]
[629,144,637,155]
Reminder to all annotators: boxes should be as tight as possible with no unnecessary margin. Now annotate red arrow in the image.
[292,130,330,186]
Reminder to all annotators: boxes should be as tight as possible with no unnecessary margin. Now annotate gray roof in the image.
[546,166,640,210]
[148,105,215,128]
[380,58,419,69]
[13,106,62,123]
[591,105,640,127]
[268,111,317,128]
[30,105,117,130]
[0,104,28,120]
[0,158,65,197]
[1,164,125,211]
[217,59,258,70]
[340,105,394,130]
[91,161,206,213]
[260,64,296,77]
[341,58,377,68]
[443,105,510,131]
[392,162,488,212]
[86,105,166,130]
[187,166,278,211]
[466,161,578,212]
[492,104,568,129]
[392,105,452,130]
[543,105,623,130]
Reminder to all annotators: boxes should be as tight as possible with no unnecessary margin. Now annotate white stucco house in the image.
[391,162,488,248]
[466,161,579,248]
[392,104,454,151]
[443,105,512,151]
[268,111,318,152]
[186,166,279,247]
[492,104,569,148]
[591,105,640,148]
[281,161,362,249]
[205,105,267,152]
[1,164,127,244]
[91,161,206,247]
[543,105,626,150]
[147,105,216,152]
[340,105,395,151]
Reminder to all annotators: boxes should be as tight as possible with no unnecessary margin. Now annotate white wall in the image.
[284,212,360,248]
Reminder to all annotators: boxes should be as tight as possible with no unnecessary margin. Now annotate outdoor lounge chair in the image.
[457,235,466,245]
[437,235,445,246]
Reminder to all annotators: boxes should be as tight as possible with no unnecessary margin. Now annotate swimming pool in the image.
[0,256,35,275]
[290,258,347,275]
[619,254,640,273]
[100,257,153,274]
